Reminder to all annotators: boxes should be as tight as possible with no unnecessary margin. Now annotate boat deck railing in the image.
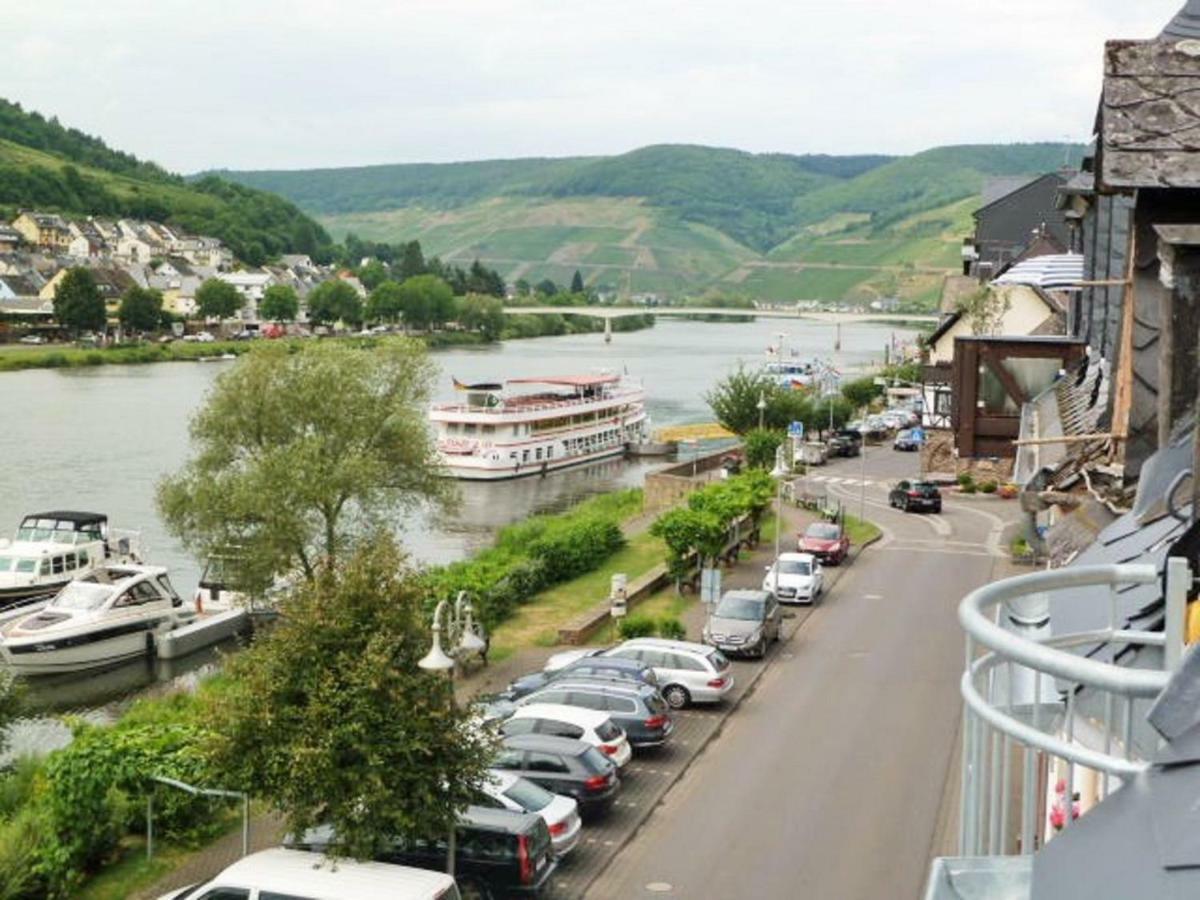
[431,387,644,416]
[955,560,1189,864]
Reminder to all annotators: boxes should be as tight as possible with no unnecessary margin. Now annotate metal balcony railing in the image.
[956,560,1190,861]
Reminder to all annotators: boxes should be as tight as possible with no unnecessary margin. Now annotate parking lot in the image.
[541,603,818,899]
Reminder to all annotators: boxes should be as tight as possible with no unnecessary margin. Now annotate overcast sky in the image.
[0,1,1185,172]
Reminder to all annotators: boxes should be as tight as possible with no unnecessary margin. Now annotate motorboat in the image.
[0,511,142,611]
[0,563,247,674]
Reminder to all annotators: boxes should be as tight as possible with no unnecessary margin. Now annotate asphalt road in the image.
[586,447,1022,900]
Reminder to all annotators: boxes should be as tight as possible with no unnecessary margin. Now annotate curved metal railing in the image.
[957,561,1187,859]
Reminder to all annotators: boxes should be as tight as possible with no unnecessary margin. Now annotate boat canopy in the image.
[506,375,620,388]
[22,511,108,529]
[18,512,108,542]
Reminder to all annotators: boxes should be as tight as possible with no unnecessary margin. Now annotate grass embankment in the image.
[488,529,665,661]
[844,514,882,546]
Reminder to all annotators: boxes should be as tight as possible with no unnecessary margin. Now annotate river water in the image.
[0,318,911,752]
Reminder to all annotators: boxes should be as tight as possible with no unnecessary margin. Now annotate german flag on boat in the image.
[452,377,503,391]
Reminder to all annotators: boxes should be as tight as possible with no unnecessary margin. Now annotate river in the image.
[0,317,912,752]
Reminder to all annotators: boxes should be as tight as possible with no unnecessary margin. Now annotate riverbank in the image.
[0,312,657,373]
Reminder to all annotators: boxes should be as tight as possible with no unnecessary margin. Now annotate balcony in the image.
[925,560,1191,899]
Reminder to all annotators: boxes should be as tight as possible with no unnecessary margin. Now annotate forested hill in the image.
[0,99,332,264]
[218,141,1085,305]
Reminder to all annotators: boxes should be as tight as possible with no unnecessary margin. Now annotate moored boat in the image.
[430,374,648,480]
[0,511,142,611]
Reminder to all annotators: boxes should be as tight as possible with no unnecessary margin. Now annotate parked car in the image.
[156,847,461,900]
[703,589,782,658]
[888,479,943,513]
[231,329,258,341]
[500,703,632,768]
[290,807,556,899]
[182,331,216,343]
[828,431,861,457]
[542,647,603,672]
[893,428,922,451]
[762,552,824,604]
[517,680,673,747]
[18,334,46,345]
[798,521,850,565]
[506,655,657,700]
[495,734,620,818]
[601,638,735,708]
[477,771,582,858]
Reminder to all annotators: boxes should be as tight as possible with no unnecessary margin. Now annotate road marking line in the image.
[863,593,883,599]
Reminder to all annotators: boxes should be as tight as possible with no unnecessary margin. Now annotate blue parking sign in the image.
[788,421,805,438]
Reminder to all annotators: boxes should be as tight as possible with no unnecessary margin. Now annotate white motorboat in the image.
[0,563,246,674]
[0,511,142,611]
[430,374,649,481]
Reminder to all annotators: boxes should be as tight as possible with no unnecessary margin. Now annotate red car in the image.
[797,521,850,565]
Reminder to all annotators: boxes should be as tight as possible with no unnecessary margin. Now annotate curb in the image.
[573,517,879,898]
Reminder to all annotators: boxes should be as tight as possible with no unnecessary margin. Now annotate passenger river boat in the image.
[430,374,648,480]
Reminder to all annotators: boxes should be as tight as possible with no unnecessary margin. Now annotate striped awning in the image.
[991,253,1084,291]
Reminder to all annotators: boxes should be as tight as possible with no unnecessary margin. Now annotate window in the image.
[65,553,77,570]
[671,653,706,672]
[493,749,524,769]
[500,719,537,737]
[535,448,543,461]
[522,450,530,463]
[603,695,637,714]
[637,649,669,667]
[538,720,584,740]
[526,752,570,774]
[0,557,11,572]
[535,690,569,705]
[51,556,65,575]
[261,893,320,900]
[39,559,51,576]
[14,559,36,574]
[567,691,607,711]
[194,890,251,900]
[77,550,89,568]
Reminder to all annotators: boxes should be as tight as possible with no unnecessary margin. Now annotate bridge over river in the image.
[502,306,938,324]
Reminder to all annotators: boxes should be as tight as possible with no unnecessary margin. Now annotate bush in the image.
[0,804,50,900]
[618,615,657,639]
[979,480,998,494]
[961,482,977,494]
[956,472,975,487]
[657,617,687,640]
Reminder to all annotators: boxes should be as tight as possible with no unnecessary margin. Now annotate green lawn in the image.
[845,514,882,546]
[488,529,666,661]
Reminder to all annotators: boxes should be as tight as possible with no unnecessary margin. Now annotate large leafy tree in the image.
[456,294,505,340]
[357,259,389,291]
[841,376,882,412]
[398,275,455,329]
[260,284,299,323]
[398,241,426,280]
[205,538,493,861]
[195,278,241,321]
[706,365,800,434]
[307,279,363,328]
[117,285,163,334]
[157,339,454,593]
[53,267,106,335]
[365,280,404,324]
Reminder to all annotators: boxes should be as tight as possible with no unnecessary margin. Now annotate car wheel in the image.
[663,684,691,709]
[753,636,767,658]
[458,877,494,900]
[901,497,910,512]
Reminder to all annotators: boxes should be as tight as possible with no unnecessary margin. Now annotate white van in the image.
[157,847,461,900]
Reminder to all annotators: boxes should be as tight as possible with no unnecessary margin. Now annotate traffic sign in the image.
[788,421,805,438]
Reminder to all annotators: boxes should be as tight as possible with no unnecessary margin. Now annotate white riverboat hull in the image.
[1,619,173,674]
[442,444,628,481]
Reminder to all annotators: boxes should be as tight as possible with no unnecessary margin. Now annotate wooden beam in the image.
[1012,433,1126,447]
[1111,228,1138,457]
[980,346,1028,405]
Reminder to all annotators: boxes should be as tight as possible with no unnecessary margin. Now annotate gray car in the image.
[703,589,781,658]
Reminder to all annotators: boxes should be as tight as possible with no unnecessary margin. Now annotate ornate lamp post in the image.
[419,591,487,876]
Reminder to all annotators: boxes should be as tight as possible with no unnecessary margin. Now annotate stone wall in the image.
[956,455,1014,483]
[643,447,744,515]
[921,429,955,475]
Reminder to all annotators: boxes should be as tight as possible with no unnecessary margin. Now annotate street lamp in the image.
[756,392,767,430]
[770,447,789,591]
[419,591,486,876]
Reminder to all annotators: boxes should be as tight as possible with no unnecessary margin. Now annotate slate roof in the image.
[1161,0,1200,39]
[1098,39,1200,189]
[980,175,1039,208]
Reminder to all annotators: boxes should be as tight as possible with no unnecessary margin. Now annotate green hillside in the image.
[221,141,1084,306]
[0,99,332,264]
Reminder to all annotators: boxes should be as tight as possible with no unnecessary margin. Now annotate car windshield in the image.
[897,430,912,439]
[714,595,763,620]
[503,777,555,812]
[805,523,840,540]
[777,559,811,576]
[49,581,112,611]
[912,482,938,496]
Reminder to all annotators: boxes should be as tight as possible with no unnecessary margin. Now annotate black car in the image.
[888,479,942,512]
[518,680,673,748]
[506,656,658,700]
[496,734,620,818]
[288,806,556,898]
[828,430,862,457]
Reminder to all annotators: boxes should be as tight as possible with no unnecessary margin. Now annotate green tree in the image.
[535,279,558,297]
[456,293,505,340]
[398,241,426,280]
[365,280,404,324]
[116,285,163,334]
[743,428,784,469]
[195,278,241,321]
[260,284,300,323]
[398,275,455,329]
[0,670,18,757]
[570,270,585,294]
[204,538,493,862]
[157,340,453,593]
[841,376,882,412]
[358,259,389,291]
[706,365,788,434]
[307,279,364,328]
[52,267,106,335]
